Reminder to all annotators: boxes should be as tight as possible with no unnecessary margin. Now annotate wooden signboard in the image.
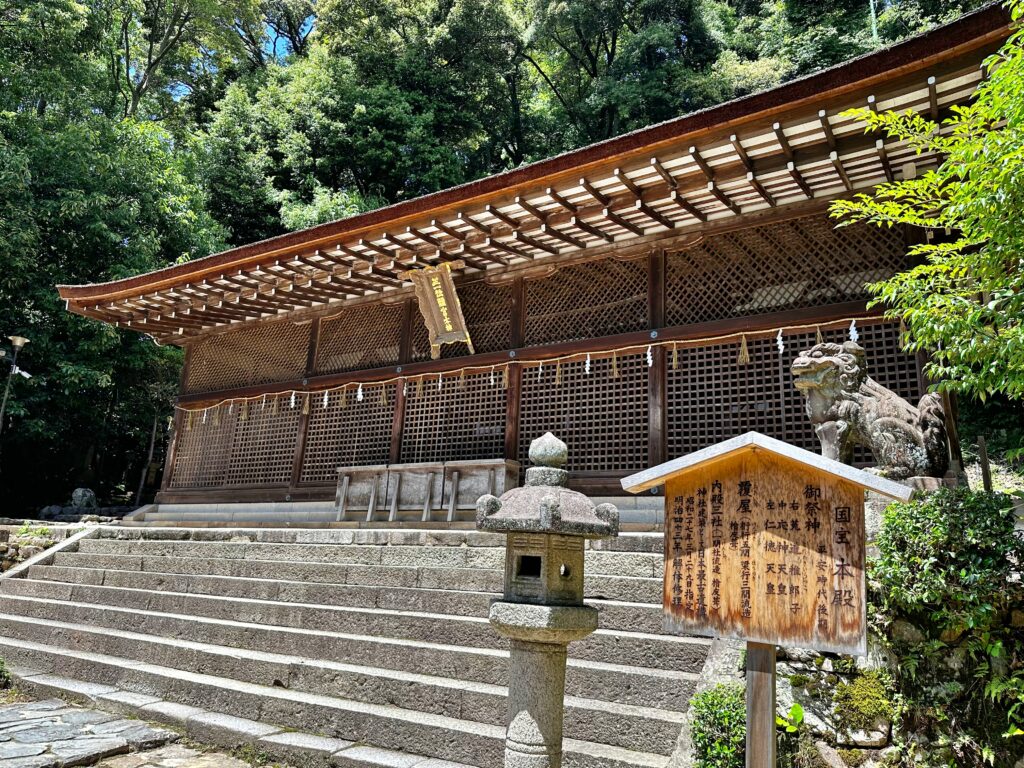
[622,432,912,768]
[664,449,867,654]
[409,262,475,359]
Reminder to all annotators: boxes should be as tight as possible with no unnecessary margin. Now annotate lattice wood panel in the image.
[518,354,649,474]
[316,303,404,375]
[666,320,922,458]
[524,258,648,347]
[168,411,236,489]
[224,398,301,486]
[185,320,311,394]
[300,385,396,484]
[400,372,506,463]
[665,216,907,327]
[169,396,301,488]
[411,280,513,361]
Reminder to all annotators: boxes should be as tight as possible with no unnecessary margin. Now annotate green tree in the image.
[520,0,721,149]
[830,0,1024,400]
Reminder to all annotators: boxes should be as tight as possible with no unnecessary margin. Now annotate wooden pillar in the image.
[288,319,322,493]
[390,378,407,464]
[648,346,666,468]
[648,248,666,330]
[504,364,522,464]
[746,642,777,768]
[510,277,526,349]
[399,299,415,364]
[159,409,183,493]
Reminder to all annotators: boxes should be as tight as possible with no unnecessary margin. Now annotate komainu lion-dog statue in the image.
[791,341,949,480]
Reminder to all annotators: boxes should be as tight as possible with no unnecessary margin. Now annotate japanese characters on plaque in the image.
[664,451,866,654]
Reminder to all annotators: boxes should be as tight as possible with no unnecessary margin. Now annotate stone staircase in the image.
[0,527,706,767]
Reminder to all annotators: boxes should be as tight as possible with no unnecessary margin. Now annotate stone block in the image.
[258,731,354,768]
[184,711,281,747]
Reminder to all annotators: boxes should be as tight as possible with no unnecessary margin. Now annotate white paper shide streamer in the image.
[849,319,859,343]
[356,383,364,402]
[776,329,784,355]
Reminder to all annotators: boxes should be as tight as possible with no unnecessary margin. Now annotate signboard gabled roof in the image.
[620,431,913,500]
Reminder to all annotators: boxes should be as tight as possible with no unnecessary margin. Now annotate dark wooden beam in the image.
[708,183,741,215]
[514,196,548,222]
[390,377,406,464]
[650,157,677,189]
[580,178,610,206]
[406,226,441,248]
[688,146,714,181]
[747,172,776,207]
[513,231,559,255]
[818,110,837,149]
[876,139,894,182]
[541,223,586,249]
[570,216,615,243]
[602,207,644,236]
[485,204,520,230]
[485,236,533,260]
[546,187,578,213]
[773,122,794,160]
[504,363,521,464]
[668,190,707,222]
[458,211,492,235]
[612,168,643,197]
[830,151,853,191]
[730,135,753,172]
[634,200,676,230]
[431,219,467,242]
[788,162,814,199]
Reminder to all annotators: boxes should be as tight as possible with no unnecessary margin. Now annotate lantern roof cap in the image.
[476,433,619,538]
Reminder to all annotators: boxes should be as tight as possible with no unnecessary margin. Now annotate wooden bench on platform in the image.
[334,459,519,524]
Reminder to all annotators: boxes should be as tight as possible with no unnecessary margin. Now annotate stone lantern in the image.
[476,432,619,768]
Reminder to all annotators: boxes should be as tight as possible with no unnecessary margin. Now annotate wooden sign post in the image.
[621,432,911,768]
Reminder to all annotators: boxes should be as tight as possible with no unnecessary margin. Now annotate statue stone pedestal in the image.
[489,603,598,768]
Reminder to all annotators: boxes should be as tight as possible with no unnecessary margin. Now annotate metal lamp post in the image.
[0,335,29,441]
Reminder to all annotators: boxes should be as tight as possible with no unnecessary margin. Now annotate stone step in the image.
[74,538,665,579]
[1,637,671,768]
[0,594,699,709]
[0,613,683,755]
[0,581,705,672]
[29,565,668,635]
[8,667,474,768]
[95,526,665,554]
[50,551,662,604]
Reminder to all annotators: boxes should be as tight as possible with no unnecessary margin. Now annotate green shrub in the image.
[0,658,11,689]
[690,683,746,768]
[870,487,1024,767]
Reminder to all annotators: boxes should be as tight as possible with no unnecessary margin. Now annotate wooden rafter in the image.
[650,157,677,188]
[787,162,814,199]
[747,172,776,207]
[708,183,741,215]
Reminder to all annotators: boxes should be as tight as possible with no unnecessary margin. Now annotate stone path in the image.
[98,744,250,767]
[0,699,250,768]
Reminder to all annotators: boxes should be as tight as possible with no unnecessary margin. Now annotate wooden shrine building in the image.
[58,6,1008,525]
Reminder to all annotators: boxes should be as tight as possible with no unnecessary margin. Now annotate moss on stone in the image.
[836,748,870,767]
[833,671,892,731]
[789,673,811,688]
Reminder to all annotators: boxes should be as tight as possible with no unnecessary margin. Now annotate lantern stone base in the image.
[489,601,600,768]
